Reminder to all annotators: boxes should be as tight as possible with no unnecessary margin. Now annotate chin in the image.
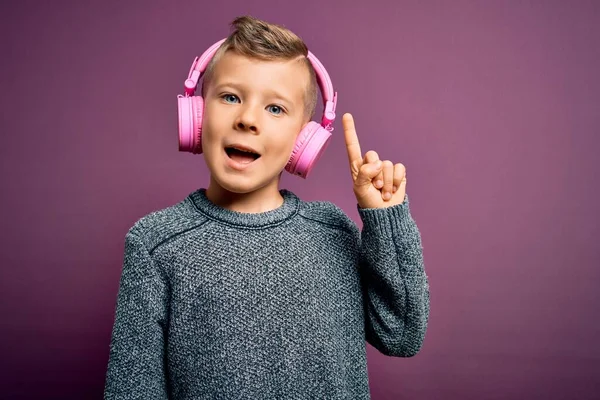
[209,166,283,196]
[218,179,265,194]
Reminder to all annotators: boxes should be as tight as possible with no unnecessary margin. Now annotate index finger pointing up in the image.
[342,113,363,165]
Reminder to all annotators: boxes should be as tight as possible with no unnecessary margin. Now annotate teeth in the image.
[230,147,257,154]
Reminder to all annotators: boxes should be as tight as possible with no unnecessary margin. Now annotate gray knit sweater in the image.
[104,188,429,399]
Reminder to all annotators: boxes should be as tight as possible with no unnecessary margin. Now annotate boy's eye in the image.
[222,94,239,103]
[267,105,284,115]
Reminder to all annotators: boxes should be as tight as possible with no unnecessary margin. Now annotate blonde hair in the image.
[202,16,318,120]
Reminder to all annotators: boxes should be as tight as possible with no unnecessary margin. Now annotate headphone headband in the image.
[181,39,337,131]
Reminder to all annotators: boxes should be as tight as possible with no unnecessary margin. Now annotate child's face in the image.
[201,51,310,195]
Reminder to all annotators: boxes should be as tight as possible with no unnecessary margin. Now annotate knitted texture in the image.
[104,188,430,399]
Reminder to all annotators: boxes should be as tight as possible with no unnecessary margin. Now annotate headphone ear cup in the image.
[178,95,204,154]
[285,121,332,179]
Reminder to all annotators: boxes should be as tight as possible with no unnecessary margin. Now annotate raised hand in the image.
[342,113,407,209]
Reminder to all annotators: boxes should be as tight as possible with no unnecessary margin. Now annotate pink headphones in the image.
[177,39,338,179]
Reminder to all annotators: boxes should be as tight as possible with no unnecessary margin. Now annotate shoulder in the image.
[126,194,208,253]
[296,197,359,238]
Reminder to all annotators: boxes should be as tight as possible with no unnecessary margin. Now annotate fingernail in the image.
[376,180,383,187]
[393,186,397,193]
[383,192,391,200]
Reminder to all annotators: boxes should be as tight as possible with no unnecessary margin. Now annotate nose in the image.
[234,104,260,133]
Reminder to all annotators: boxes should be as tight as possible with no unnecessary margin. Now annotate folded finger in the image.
[356,160,383,187]
[381,161,394,200]
[393,163,406,192]
[364,151,383,188]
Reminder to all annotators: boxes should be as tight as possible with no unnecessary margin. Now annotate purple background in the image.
[1,0,599,399]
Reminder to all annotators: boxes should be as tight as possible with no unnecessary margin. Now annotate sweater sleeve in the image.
[104,230,170,400]
[356,194,430,357]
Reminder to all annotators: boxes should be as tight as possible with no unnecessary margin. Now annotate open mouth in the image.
[225,146,261,164]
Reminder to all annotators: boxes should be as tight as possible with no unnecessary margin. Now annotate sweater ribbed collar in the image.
[188,188,300,228]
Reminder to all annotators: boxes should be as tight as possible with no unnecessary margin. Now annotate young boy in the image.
[104,15,429,400]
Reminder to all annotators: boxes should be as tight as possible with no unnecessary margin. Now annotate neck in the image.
[205,176,284,214]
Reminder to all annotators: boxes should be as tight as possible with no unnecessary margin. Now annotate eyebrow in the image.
[213,82,295,108]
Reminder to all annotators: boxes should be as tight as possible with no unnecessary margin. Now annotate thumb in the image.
[355,160,382,187]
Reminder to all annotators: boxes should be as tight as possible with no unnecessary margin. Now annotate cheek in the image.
[269,131,299,158]
[273,120,304,150]
[201,107,224,144]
